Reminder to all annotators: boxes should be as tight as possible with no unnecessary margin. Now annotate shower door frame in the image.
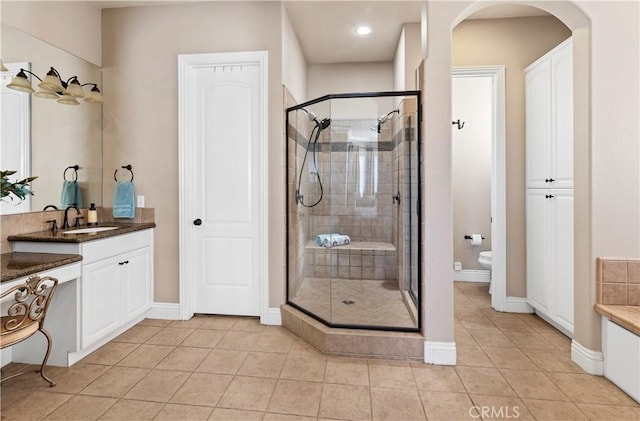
[285,90,422,332]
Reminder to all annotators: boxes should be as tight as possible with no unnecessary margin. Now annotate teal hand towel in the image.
[113,181,135,219]
[61,181,83,208]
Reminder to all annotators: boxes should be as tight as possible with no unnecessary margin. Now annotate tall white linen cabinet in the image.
[525,37,574,335]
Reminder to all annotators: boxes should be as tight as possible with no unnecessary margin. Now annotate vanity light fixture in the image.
[5,66,104,105]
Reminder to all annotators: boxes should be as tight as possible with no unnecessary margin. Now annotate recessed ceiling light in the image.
[356,26,372,36]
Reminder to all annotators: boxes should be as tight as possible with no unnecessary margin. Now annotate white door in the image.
[551,41,574,189]
[552,189,574,332]
[122,247,152,321]
[82,257,121,348]
[526,189,551,314]
[179,52,268,318]
[525,57,552,189]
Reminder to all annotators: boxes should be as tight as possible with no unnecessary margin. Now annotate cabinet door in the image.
[552,189,574,332]
[122,247,152,321]
[82,258,121,348]
[552,41,574,189]
[526,189,552,314]
[526,58,552,188]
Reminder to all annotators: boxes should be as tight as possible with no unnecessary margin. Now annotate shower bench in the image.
[305,240,397,281]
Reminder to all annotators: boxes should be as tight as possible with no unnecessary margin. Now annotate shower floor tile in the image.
[290,277,415,328]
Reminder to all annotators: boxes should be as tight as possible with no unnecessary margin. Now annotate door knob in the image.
[193,218,202,226]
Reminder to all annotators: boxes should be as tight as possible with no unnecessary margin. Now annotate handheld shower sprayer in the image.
[296,108,331,207]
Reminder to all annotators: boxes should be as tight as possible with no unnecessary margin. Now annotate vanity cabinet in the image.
[12,229,154,351]
[79,230,153,348]
[82,246,151,348]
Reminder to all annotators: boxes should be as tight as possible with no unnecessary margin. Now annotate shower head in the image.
[300,108,330,130]
[300,108,318,122]
[378,109,400,124]
[372,109,400,133]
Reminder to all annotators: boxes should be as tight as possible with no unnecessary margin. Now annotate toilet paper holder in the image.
[464,235,485,240]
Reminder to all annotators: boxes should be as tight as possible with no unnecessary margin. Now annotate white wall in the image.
[393,27,406,91]
[308,62,394,119]
[1,1,101,66]
[282,4,307,103]
[308,62,393,99]
[102,2,284,304]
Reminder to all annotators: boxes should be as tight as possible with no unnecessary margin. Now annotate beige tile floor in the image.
[291,277,416,328]
[1,281,639,420]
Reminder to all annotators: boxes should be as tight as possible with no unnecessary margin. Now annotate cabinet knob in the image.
[193,218,202,226]
[119,262,125,265]
[545,194,555,199]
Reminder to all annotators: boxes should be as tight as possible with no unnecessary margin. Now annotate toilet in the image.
[477,251,492,270]
[478,251,493,294]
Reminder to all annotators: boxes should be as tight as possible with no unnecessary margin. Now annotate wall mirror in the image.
[1,24,102,215]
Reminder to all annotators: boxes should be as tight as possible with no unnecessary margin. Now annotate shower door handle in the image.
[193,218,202,226]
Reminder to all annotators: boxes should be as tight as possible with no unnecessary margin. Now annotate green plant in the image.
[1,170,38,202]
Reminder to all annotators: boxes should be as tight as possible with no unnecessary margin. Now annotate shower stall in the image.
[286,91,421,331]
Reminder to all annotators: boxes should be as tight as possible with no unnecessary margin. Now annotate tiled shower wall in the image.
[393,98,419,291]
[307,120,394,244]
[286,88,310,297]
[286,93,418,289]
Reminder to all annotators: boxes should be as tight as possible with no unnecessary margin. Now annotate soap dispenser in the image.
[87,203,98,226]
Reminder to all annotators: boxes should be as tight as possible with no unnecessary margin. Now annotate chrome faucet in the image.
[62,205,80,229]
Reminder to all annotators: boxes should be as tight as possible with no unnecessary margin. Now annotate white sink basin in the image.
[63,226,119,235]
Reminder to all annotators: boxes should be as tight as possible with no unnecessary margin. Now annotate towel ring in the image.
[63,165,79,182]
[114,165,134,182]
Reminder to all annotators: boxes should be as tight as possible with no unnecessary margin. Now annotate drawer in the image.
[81,230,153,264]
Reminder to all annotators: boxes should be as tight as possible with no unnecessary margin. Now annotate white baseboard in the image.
[571,340,604,375]
[505,296,535,313]
[146,302,182,320]
[453,270,490,282]
[262,307,282,325]
[424,341,457,365]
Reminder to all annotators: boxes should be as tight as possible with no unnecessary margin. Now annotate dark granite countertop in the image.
[1,252,83,283]
[7,222,156,244]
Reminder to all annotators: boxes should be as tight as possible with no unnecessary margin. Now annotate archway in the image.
[420,1,594,373]
[454,0,593,370]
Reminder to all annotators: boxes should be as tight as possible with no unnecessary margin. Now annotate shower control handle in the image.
[193,218,202,226]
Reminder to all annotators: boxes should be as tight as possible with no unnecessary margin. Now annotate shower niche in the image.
[286,91,421,331]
